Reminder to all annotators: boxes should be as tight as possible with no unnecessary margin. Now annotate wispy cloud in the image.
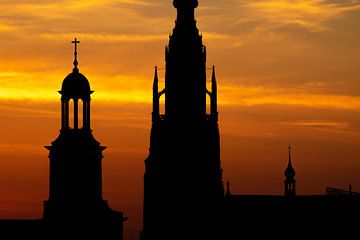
[238,0,360,32]
[277,120,350,129]
[219,84,360,110]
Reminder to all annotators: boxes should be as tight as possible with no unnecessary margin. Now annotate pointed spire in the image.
[211,65,216,83]
[225,181,231,197]
[285,145,296,179]
[154,66,159,87]
[210,65,218,121]
[152,66,160,123]
[284,145,296,197]
[71,38,80,72]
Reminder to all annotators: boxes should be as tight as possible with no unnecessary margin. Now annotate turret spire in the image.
[211,65,218,121]
[152,66,160,122]
[285,145,296,179]
[71,38,80,72]
[284,145,296,197]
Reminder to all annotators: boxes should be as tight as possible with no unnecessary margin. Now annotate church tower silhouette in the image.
[43,39,125,239]
[284,145,296,197]
[143,1,224,239]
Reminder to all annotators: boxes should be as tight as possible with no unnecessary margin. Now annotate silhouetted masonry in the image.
[142,0,223,239]
[0,39,126,240]
[142,1,360,239]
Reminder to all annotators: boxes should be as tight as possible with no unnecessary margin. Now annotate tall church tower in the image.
[43,39,125,239]
[143,1,224,239]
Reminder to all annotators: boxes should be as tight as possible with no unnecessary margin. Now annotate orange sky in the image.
[0,0,360,238]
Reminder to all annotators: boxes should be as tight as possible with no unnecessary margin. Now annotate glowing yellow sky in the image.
[0,0,359,238]
[0,0,359,107]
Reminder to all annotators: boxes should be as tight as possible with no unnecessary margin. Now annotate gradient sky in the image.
[0,0,359,238]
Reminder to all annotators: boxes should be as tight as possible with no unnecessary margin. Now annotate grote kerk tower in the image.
[143,1,224,239]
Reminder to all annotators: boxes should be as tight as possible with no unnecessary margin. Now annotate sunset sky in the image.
[0,0,359,238]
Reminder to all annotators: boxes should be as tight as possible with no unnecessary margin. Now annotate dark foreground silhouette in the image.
[0,39,125,240]
[141,1,360,239]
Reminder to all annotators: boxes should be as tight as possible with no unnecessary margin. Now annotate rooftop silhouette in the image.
[0,39,126,240]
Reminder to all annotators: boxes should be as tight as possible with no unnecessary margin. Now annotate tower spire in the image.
[71,38,80,72]
[211,65,218,121]
[284,145,296,197]
[152,66,160,122]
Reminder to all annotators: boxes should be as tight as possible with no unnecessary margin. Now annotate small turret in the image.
[152,66,160,123]
[210,65,218,122]
[284,145,296,197]
[59,38,93,130]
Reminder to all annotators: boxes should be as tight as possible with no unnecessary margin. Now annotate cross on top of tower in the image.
[71,38,80,70]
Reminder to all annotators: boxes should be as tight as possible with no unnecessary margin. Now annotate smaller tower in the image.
[43,38,125,239]
[284,145,296,197]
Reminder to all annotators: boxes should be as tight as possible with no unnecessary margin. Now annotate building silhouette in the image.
[143,0,223,239]
[43,38,125,239]
[0,1,360,239]
[284,145,296,197]
[143,1,360,239]
[0,39,125,240]
[223,147,360,238]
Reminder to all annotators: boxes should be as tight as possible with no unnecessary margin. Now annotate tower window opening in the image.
[69,99,74,129]
[78,100,83,129]
[159,94,165,116]
[206,91,211,116]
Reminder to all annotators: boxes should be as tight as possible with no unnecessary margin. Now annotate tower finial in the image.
[288,145,292,165]
[152,65,160,123]
[210,65,218,121]
[71,38,80,72]
[212,65,216,82]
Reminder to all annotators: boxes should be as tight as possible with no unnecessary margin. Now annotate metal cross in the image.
[71,38,80,68]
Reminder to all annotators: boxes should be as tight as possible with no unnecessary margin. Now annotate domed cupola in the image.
[59,38,93,100]
[59,38,93,130]
[60,71,92,100]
